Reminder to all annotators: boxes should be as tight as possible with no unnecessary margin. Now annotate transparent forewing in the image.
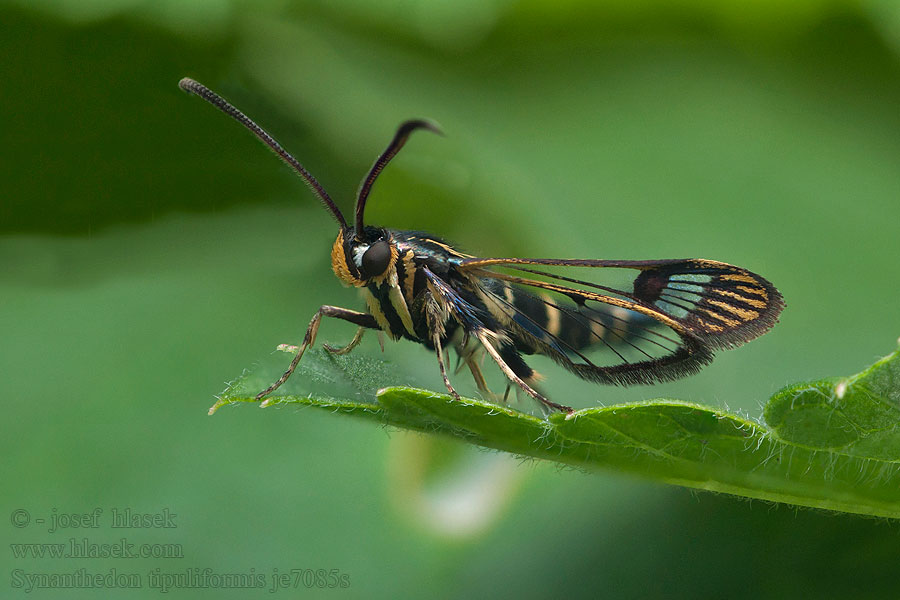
[461,257,783,386]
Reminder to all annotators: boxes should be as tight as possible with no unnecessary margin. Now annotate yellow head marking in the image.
[331,230,364,287]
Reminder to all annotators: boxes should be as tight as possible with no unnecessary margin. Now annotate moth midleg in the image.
[258,305,379,406]
[431,329,461,401]
[323,326,367,355]
[423,289,461,400]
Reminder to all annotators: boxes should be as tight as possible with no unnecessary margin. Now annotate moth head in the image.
[331,227,395,286]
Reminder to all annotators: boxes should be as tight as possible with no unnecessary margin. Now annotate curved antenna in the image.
[179,78,348,229]
[355,119,442,238]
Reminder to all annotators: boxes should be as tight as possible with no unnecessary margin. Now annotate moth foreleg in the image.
[258,305,379,406]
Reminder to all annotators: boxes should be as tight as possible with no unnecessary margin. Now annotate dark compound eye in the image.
[361,239,392,278]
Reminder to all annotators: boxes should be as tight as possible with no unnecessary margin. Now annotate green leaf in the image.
[212,344,900,519]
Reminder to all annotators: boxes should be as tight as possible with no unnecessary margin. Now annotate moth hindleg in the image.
[473,329,574,414]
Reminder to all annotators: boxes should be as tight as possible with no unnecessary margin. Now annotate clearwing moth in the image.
[180,78,784,415]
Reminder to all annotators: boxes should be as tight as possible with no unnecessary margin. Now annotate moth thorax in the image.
[331,230,364,287]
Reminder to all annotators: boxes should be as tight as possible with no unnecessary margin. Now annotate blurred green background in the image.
[3,0,900,598]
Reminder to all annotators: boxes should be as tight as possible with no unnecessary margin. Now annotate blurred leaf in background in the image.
[3,0,900,598]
